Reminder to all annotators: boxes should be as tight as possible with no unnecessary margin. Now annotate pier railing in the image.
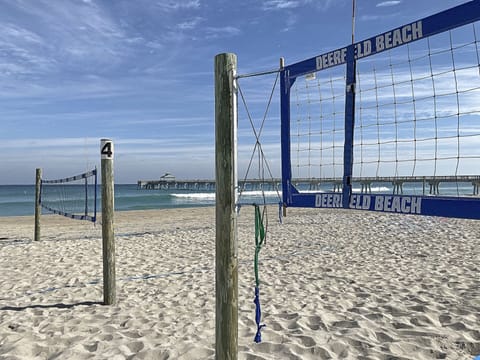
[138,175,480,196]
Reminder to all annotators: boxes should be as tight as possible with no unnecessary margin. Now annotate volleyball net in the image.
[40,168,98,222]
[280,1,480,219]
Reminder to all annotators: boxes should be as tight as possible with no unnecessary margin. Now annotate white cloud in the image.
[0,23,44,44]
[205,26,241,39]
[0,0,130,79]
[154,0,201,11]
[262,0,300,10]
[262,0,336,11]
[0,22,56,76]
[281,14,298,32]
[177,17,204,30]
[0,136,218,183]
[315,0,337,12]
[376,1,402,7]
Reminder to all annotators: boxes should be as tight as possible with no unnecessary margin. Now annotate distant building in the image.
[160,173,175,182]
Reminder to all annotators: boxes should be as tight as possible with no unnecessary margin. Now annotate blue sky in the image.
[0,0,470,184]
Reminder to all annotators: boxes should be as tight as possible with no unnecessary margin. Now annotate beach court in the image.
[0,206,479,359]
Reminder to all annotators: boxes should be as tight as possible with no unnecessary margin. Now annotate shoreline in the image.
[1,207,479,359]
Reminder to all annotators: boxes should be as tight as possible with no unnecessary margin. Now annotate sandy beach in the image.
[0,206,479,359]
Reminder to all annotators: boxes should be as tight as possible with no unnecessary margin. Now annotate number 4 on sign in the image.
[101,141,114,159]
[102,143,112,157]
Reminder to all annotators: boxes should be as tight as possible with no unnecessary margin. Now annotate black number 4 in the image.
[101,142,113,157]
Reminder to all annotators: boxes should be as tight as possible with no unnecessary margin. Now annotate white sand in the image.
[0,207,479,359]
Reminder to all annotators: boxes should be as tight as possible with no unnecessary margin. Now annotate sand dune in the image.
[1,207,479,359]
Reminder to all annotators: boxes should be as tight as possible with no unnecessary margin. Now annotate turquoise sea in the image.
[0,181,477,217]
[0,184,219,217]
[0,184,283,217]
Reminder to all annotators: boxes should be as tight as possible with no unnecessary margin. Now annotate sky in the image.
[0,0,472,184]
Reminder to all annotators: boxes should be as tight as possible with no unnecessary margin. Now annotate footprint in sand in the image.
[375,331,395,343]
[303,315,328,331]
[83,342,99,352]
[123,330,144,339]
[292,334,316,347]
[331,320,360,329]
[126,341,144,353]
[438,313,452,324]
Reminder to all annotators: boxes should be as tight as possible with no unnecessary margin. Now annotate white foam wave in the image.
[352,186,391,192]
[171,190,282,201]
[299,186,392,194]
[171,187,393,202]
[171,193,216,200]
[298,189,325,194]
[238,190,281,197]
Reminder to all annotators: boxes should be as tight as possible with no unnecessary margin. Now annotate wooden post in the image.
[215,53,238,360]
[34,168,42,241]
[101,139,116,305]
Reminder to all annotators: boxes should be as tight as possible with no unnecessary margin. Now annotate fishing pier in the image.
[137,175,480,195]
[137,178,281,191]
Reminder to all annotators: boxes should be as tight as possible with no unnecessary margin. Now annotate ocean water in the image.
[0,184,213,217]
[0,181,477,217]
[0,184,281,217]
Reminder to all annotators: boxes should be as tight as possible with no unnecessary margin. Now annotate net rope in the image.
[292,67,346,189]
[236,73,282,206]
[289,21,480,196]
[235,67,284,344]
[40,168,97,222]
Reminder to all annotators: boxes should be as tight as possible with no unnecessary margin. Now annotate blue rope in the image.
[278,202,283,224]
[253,286,266,343]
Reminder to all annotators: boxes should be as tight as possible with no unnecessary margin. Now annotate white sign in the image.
[101,139,114,160]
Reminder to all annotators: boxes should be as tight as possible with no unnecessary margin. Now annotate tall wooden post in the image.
[34,168,42,241]
[215,53,238,359]
[101,139,116,305]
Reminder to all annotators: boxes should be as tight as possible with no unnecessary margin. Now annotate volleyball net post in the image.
[215,52,238,360]
[100,138,116,305]
[33,139,116,305]
[34,168,42,241]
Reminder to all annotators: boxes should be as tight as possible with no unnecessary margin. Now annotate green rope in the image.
[254,205,266,287]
